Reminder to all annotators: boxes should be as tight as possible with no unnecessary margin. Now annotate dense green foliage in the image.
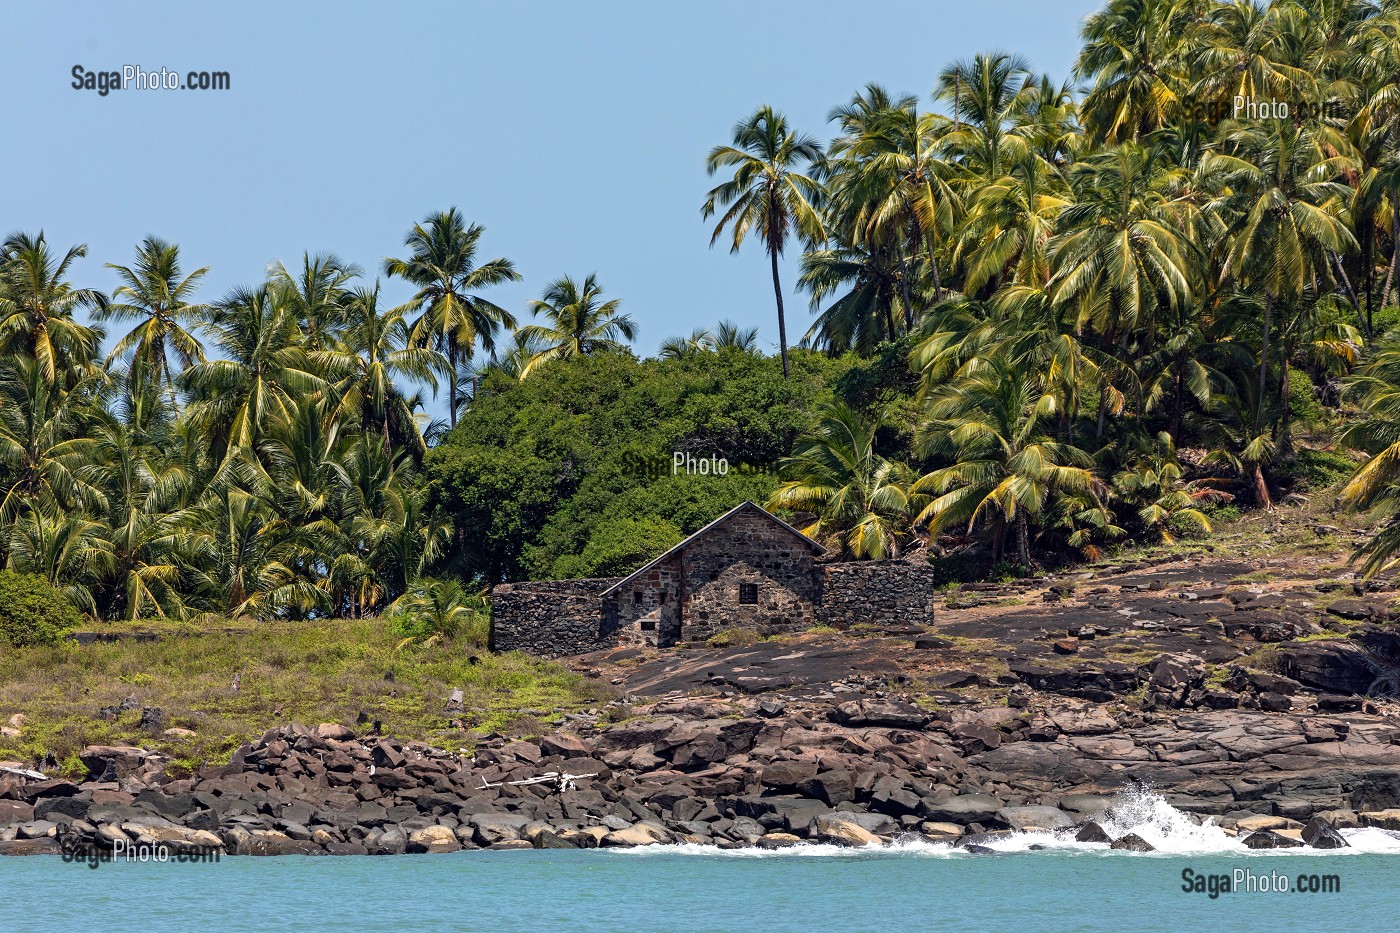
[9,0,1400,622]
[0,570,81,646]
[427,348,846,581]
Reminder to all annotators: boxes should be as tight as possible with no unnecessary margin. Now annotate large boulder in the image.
[760,761,818,790]
[813,814,882,847]
[828,699,931,729]
[1241,830,1304,850]
[78,746,147,776]
[921,794,1003,825]
[407,825,462,854]
[601,821,673,847]
[470,813,532,847]
[1109,833,1154,852]
[1301,817,1348,850]
[996,806,1073,832]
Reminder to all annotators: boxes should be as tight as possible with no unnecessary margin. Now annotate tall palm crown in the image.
[1075,0,1205,143]
[936,52,1037,181]
[826,86,957,313]
[1205,119,1357,428]
[269,253,360,351]
[0,231,106,387]
[384,209,519,426]
[101,236,208,399]
[517,274,636,377]
[703,105,827,379]
[179,285,324,461]
[318,282,444,459]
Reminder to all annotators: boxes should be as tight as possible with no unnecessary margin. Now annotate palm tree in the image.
[516,274,636,377]
[703,106,826,379]
[317,282,444,457]
[1205,119,1357,433]
[913,354,1107,568]
[101,236,208,402]
[0,356,108,524]
[936,52,1035,182]
[269,252,360,351]
[768,400,923,559]
[1074,0,1204,143]
[179,285,325,460]
[0,232,105,387]
[384,209,519,427]
[826,86,957,313]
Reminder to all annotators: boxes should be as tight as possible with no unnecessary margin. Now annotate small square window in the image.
[738,583,759,605]
[633,590,643,606]
[641,619,657,631]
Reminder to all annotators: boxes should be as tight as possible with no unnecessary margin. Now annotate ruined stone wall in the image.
[818,560,939,629]
[679,510,823,643]
[488,577,620,657]
[609,565,682,649]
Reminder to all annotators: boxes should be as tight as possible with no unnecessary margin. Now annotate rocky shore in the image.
[7,550,1400,857]
[4,687,1400,857]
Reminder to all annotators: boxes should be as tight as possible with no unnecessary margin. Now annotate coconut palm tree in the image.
[317,282,444,458]
[0,232,105,388]
[517,274,636,377]
[179,285,325,461]
[703,106,826,379]
[384,209,519,427]
[913,353,1107,568]
[1204,119,1358,432]
[769,400,923,559]
[269,252,360,351]
[1074,0,1205,144]
[101,236,209,402]
[826,85,958,312]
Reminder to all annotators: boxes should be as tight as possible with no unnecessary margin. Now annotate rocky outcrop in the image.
[4,689,1399,856]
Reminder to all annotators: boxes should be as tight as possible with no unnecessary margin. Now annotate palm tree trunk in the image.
[770,247,790,380]
[1171,354,1185,444]
[1364,223,1375,337]
[1330,250,1365,339]
[1255,292,1272,435]
[1278,347,1291,443]
[447,339,459,429]
[1382,204,1399,311]
[1251,461,1273,510]
[1016,512,1031,570]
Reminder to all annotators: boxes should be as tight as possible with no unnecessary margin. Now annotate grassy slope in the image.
[0,618,614,776]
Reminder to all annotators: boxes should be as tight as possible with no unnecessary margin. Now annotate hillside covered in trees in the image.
[4,0,1400,641]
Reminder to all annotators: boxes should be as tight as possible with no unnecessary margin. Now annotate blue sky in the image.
[1,0,1102,410]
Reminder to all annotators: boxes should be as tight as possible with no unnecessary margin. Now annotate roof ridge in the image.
[598,501,824,598]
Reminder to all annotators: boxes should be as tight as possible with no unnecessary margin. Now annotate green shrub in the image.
[1204,503,1241,524]
[706,627,762,649]
[1279,447,1355,492]
[0,571,81,647]
[1287,368,1322,425]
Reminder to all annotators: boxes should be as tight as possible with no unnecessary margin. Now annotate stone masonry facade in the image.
[489,502,938,658]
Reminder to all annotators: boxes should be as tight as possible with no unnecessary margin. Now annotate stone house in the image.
[490,502,940,657]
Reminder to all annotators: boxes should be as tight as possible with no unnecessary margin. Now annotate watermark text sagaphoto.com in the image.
[1181,867,1342,898]
[72,64,230,96]
[61,837,222,869]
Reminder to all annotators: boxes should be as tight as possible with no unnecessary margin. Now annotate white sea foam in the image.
[610,789,1400,858]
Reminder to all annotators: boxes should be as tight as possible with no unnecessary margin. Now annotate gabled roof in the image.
[598,501,825,599]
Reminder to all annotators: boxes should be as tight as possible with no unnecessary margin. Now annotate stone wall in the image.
[818,560,939,629]
[678,508,823,644]
[488,577,620,658]
[607,565,682,649]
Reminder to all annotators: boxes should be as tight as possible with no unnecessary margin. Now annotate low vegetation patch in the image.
[0,617,612,770]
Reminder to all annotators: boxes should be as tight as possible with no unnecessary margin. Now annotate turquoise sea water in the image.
[2,843,1397,933]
